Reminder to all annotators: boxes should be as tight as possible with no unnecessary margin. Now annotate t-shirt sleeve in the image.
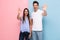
[30,12,33,19]
[41,10,44,14]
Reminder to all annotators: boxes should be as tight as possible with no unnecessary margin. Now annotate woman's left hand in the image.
[29,33,32,38]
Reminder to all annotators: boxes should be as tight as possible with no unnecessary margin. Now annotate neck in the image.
[25,16,27,18]
[34,9,38,12]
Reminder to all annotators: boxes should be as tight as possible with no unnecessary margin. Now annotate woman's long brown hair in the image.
[23,8,30,24]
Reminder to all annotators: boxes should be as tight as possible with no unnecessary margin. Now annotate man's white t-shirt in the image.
[31,9,44,31]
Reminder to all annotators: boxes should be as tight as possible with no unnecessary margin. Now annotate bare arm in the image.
[17,8,22,20]
[29,18,33,38]
[17,13,21,20]
[42,4,47,16]
[29,19,33,33]
[42,10,47,16]
[30,19,33,26]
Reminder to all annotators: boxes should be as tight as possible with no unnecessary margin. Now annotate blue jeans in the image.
[31,31,42,40]
[19,32,30,40]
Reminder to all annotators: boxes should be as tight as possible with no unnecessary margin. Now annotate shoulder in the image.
[38,9,43,12]
[31,11,34,15]
[30,11,34,19]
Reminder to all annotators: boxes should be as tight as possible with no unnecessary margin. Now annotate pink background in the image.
[0,0,28,40]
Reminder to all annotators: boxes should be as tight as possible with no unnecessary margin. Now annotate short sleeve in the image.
[30,12,33,19]
[41,10,44,14]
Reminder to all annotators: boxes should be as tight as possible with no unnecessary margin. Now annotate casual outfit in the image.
[19,17,30,40]
[31,9,44,40]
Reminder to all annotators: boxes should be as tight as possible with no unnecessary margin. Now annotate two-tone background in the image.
[0,0,60,40]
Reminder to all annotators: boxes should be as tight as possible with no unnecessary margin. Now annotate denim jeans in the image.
[32,31,42,40]
[19,32,30,40]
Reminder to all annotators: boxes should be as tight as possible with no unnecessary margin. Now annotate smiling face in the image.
[24,9,28,16]
[33,3,39,11]
[33,1,39,11]
[23,8,30,22]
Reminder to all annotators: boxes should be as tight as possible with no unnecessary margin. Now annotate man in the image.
[31,1,47,40]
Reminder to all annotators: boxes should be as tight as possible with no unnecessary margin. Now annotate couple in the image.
[17,1,47,40]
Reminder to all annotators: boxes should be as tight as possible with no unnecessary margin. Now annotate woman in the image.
[17,8,32,40]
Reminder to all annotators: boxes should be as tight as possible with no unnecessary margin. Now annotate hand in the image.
[42,4,47,10]
[18,8,21,14]
[17,8,22,19]
[29,33,32,38]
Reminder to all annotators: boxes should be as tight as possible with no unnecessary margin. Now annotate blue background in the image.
[28,0,60,40]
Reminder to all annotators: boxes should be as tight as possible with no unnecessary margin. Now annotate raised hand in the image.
[17,8,22,20]
[18,8,21,15]
[42,4,47,10]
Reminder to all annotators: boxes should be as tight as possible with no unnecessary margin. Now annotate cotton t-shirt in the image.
[31,9,44,31]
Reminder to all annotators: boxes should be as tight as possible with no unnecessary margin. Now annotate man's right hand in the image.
[42,4,47,11]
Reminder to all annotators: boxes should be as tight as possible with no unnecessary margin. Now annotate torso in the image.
[31,9,43,31]
[20,17,30,32]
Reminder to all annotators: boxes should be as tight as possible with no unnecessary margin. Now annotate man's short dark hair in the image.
[33,1,39,6]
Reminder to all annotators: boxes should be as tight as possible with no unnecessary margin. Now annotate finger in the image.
[18,8,22,12]
[43,4,47,8]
